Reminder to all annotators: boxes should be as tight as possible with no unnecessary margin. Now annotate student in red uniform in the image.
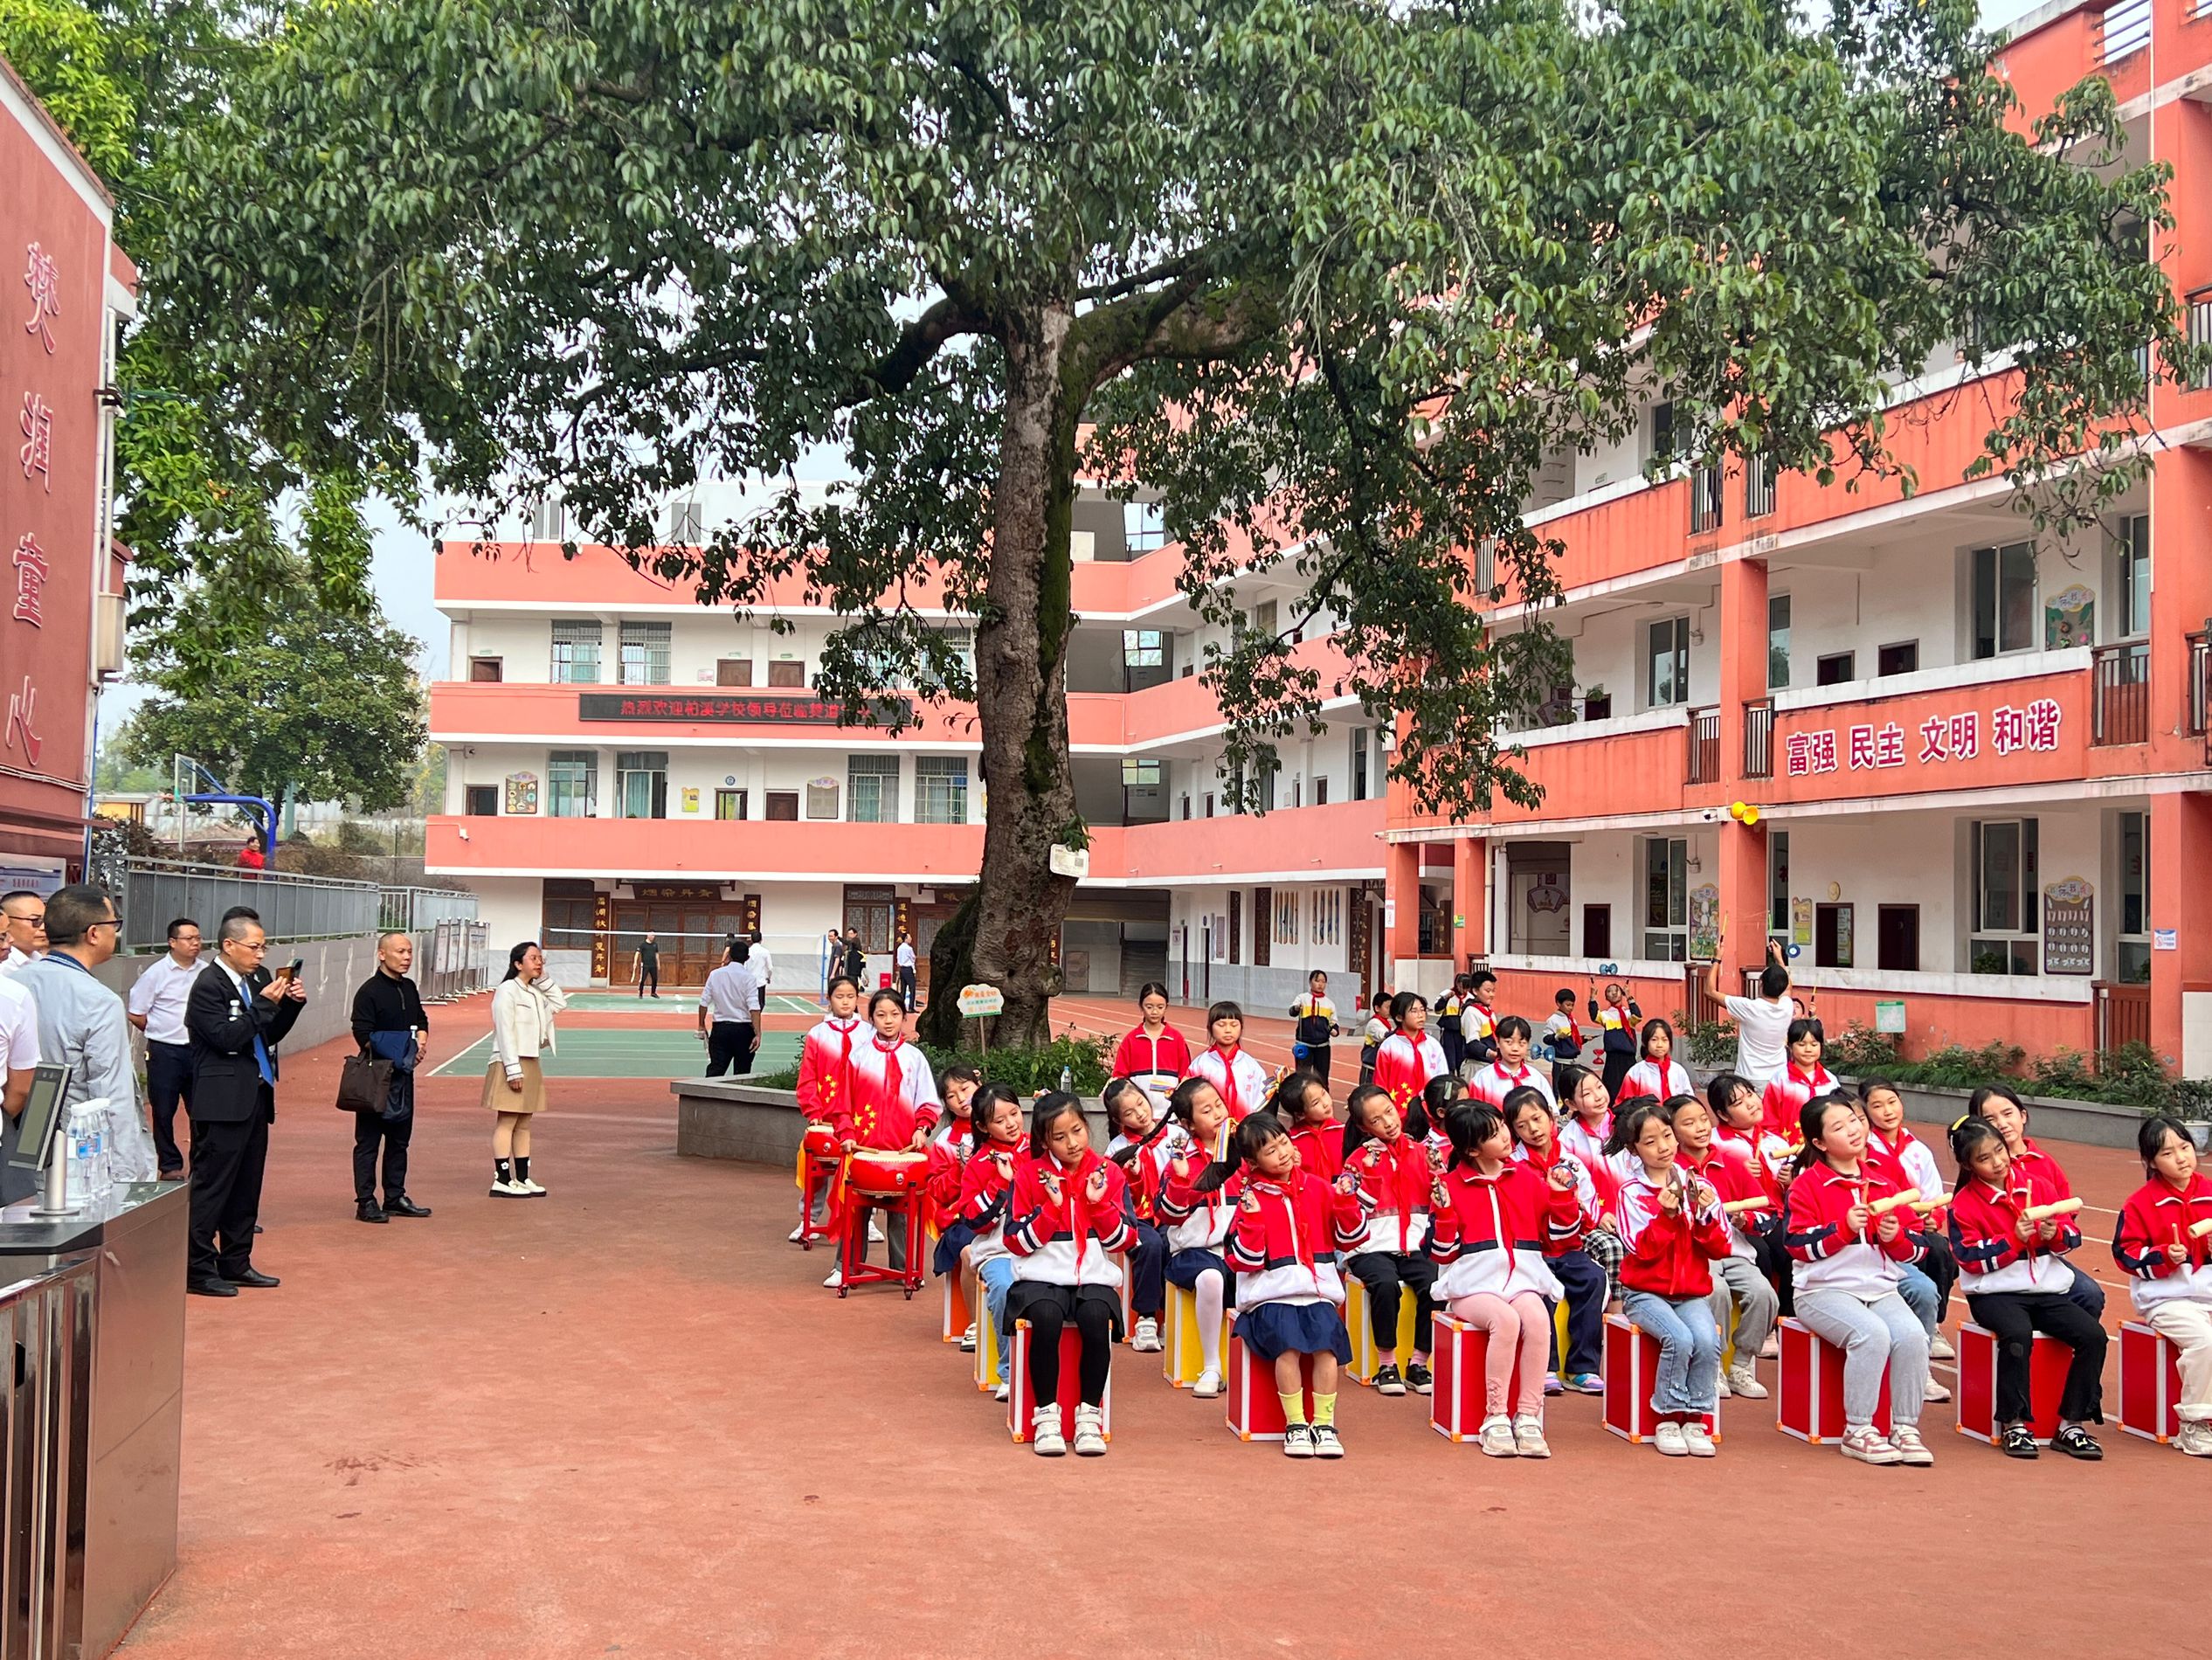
[1274,1069,1340,1182]
[1759,1020,1837,1145]
[1947,1116,2105,1460]
[926,1064,984,1342]
[1553,1062,1627,1300]
[1101,1078,1168,1354]
[1706,1072,1792,1331]
[1967,1083,2105,1320]
[1507,1088,1607,1394]
[1616,1019,1693,1106]
[1856,1080,1957,1388]
[1429,1100,1580,1456]
[959,1085,1027,1400]
[1222,1111,1370,1457]
[825,989,943,1290]
[1465,1016,1558,1111]
[791,974,866,1242]
[1373,992,1448,1116]
[1341,1082,1440,1395]
[1157,1076,1239,1397]
[1782,1094,1935,1466]
[1111,983,1192,1099]
[2113,1115,2212,1456]
[1189,1002,1271,1121]
[1667,1093,1775,1401]
[1611,1101,1732,1456]
[1004,1092,1135,1456]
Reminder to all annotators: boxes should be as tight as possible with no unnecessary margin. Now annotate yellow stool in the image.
[971,1269,1003,1392]
[1163,1281,1230,1388]
[1346,1275,1421,1385]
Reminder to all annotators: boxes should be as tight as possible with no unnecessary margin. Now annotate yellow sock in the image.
[1314,1391,1338,1427]
[1278,1392,1307,1426]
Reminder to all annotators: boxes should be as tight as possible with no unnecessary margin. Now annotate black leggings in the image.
[1026,1297,1114,1407]
[1347,1250,1437,1354]
[1966,1290,2106,1426]
[1913,1229,1958,1325]
[1750,1228,1794,1319]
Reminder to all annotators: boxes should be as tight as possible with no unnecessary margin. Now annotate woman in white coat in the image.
[484,941,568,1197]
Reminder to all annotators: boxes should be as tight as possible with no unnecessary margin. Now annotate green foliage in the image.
[1825,1024,2194,1114]
[120,590,425,811]
[748,1033,1109,1099]
[1675,1010,1738,1069]
[1821,1022,1905,1076]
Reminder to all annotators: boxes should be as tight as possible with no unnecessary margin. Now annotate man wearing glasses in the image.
[0,889,46,975]
[17,885,158,1189]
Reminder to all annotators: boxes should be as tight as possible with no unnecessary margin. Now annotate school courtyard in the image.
[111,990,2200,1659]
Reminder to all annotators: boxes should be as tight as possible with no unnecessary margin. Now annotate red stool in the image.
[1953,1321,2073,1442]
[1428,1311,1528,1442]
[1227,1338,1314,1441]
[1602,1312,1721,1443]
[1008,1320,1114,1444]
[2119,1321,2182,1445]
[1774,1317,1891,1443]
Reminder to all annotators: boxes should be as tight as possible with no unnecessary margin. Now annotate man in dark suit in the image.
[184,912,304,1296]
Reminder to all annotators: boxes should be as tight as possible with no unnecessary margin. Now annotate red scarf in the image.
[1210,1044,1247,1117]
[869,1034,903,1139]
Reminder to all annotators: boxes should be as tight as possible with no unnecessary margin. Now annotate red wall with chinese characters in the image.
[0,61,118,869]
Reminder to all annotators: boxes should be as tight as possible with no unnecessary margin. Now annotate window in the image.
[1816,652,1856,687]
[667,497,704,545]
[1179,793,1191,820]
[615,751,668,820]
[1275,889,1300,945]
[1815,903,1854,970]
[915,757,969,824]
[2118,810,2150,983]
[1253,599,1279,639]
[1969,817,2039,973]
[1690,461,1725,534]
[1351,731,1370,801]
[717,657,752,687]
[465,785,499,817]
[550,620,602,684]
[1313,888,1342,947]
[1582,904,1612,959]
[844,885,895,953]
[1124,500,1165,552]
[1971,542,2037,659]
[1121,758,1161,787]
[2115,514,2151,639]
[1204,792,1216,818]
[469,657,503,683]
[767,660,805,688]
[1313,776,1330,806]
[847,755,900,823]
[806,778,840,819]
[1767,595,1791,690]
[547,750,598,818]
[1878,905,1920,972]
[529,495,564,543]
[1476,540,1497,595]
[764,791,798,821]
[1647,400,1676,467]
[1123,630,1164,667]
[1646,617,1690,708]
[1641,836,1689,960]
[1745,456,1777,519]
[1877,641,1919,678]
[715,789,746,821]
[1768,830,1790,937]
[619,622,672,686]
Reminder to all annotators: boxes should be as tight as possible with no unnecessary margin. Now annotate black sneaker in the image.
[2000,1424,2039,1459]
[2051,1424,2104,1460]
[1373,1363,1407,1396]
[1406,1361,1434,1396]
[1282,1422,1317,1458]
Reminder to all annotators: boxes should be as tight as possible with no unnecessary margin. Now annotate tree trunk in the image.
[968,302,1082,1049]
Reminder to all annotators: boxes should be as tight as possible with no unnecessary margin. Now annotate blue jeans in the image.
[1128,1221,1166,1320]
[1549,1250,1607,1375]
[978,1256,1016,1382]
[1897,1262,1939,1337]
[1621,1290,1722,1414]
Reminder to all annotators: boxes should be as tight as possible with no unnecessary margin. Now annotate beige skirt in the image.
[482,1057,547,1115]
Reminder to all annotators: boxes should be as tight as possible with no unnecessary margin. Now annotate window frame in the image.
[914,756,969,825]
[846,754,902,824]
[550,620,603,685]
[1645,616,1690,709]
[546,750,598,819]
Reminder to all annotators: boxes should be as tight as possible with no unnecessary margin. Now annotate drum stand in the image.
[837,1187,929,1298]
[797,1154,840,1249]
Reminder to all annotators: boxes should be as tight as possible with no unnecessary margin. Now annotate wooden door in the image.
[1253,888,1272,968]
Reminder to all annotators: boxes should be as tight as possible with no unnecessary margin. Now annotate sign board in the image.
[957,984,1005,1018]
[503,771,538,814]
[1792,898,1813,949]
[2156,928,2179,951]
[680,786,700,813]
[577,692,914,725]
[1875,999,1906,1035]
[2042,875,2094,978]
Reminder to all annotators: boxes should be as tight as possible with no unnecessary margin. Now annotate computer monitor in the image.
[7,1063,70,1172]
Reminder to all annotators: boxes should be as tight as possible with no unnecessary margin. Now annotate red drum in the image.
[847,1149,929,1200]
[802,1122,840,1159]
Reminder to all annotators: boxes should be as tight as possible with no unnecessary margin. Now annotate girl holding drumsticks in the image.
[958,1085,1027,1400]
[1967,1083,2105,1321]
[1342,1082,1441,1396]
[1611,1101,1733,1456]
[1157,1076,1241,1398]
[2113,1115,2212,1456]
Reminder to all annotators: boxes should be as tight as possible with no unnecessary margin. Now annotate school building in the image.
[1382,0,2212,1075]
[426,488,1393,1005]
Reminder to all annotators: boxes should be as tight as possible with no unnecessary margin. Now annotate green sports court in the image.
[553,992,830,1015]
[431,1026,802,1079]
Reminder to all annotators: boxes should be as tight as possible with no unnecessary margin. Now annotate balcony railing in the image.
[1690,463,1725,534]
[2191,630,2210,762]
[2098,0,2151,64]
[2193,290,2212,391]
[1743,458,1776,521]
[1743,698,1774,779]
[2091,640,2149,746]
[1686,706,1721,784]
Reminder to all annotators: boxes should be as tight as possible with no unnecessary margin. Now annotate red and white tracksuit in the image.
[1947,1167,2081,1295]
[796,1015,864,1124]
[1464,1061,1556,1111]
[1759,1062,1840,1145]
[1225,1172,1369,1309]
[1005,1151,1135,1290]
[1614,1166,1732,1298]
[2113,1173,2212,1422]
[1616,1056,1694,1106]
[1372,1030,1448,1114]
[1189,1044,1271,1120]
[1343,1132,1434,1256]
[833,1035,941,1150]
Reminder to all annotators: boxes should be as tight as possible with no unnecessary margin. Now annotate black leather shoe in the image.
[187,1278,238,1297]
[384,1195,432,1218]
[226,1269,280,1289]
[2052,1424,2104,1460]
[356,1200,388,1223]
[252,1223,264,1235]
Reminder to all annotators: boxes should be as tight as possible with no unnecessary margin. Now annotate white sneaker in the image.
[1682,1421,1717,1457]
[1130,1317,1162,1352]
[1930,1332,1956,1361]
[1840,1425,1901,1465]
[1479,1416,1518,1457]
[1512,1414,1551,1458]
[1072,1404,1108,1456]
[822,1267,844,1289]
[1714,1371,1732,1398]
[1890,1423,1934,1466]
[1924,1376,1952,1404]
[517,1175,546,1196]
[1654,1421,1690,1456]
[489,1179,529,1198]
[1726,1365,1768,1400]
[1192,1368,1224,1399]
[868,1220,885,1243]
[786,1223,807,1243]
[992,1380,1010,1402]
[1758,1333,1780,1360]
[1030,1408,1066,1456]
[2176,1421,2212,1457]
[959,1322,978,1352]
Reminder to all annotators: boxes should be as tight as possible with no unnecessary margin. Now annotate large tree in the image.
[158,0,2184,1043]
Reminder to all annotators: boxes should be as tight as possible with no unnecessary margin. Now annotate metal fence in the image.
[379,885,481,933]
[416,917,494,1002]
[116,859,381,951]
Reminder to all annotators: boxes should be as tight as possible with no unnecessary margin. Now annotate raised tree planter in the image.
[670,1078,1110,1165]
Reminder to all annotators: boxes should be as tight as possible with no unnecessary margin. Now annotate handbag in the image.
[336,1046,393,1114]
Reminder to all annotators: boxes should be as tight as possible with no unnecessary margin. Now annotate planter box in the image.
[1843,1079,2151,1152]
[671,1079,1110,1165]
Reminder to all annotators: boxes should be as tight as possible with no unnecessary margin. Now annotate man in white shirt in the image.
[894,931,917,1012]
[0,970,40,1203]
[0,889,45,976]
[745,933,774,992]
[697,945,760,1077]
[21,884,156,1186]
[1703,932,1796,1087]
[127,915,203,1178]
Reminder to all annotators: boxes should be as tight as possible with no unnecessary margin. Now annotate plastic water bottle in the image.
[63,1103,100,1207]
[1059,1064,1074,1096]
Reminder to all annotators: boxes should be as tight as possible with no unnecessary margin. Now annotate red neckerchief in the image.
[1494,1061,1531,1088]
[821,1016,860,1113]
[1365,1132,1415,1235]
[1210,1044,1246,1116]
[1974,1176,2040,1262]
[858,1034,902,1141]
[1787,1062,1831,1095]
[1047,1150,1093,1247]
